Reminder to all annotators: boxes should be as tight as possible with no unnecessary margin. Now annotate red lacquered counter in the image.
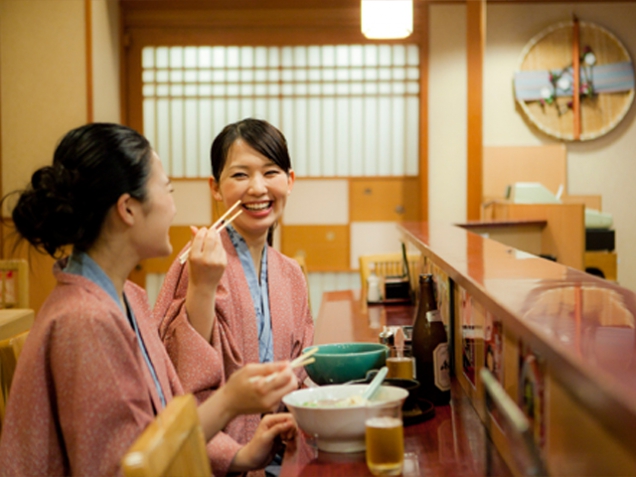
[280,290,512,477]
[399,222,636,475]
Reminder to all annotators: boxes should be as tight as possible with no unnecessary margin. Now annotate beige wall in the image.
[0,0,87,204]
[0,0,121,311]
[429,4,467,224]
[91,0,121,123]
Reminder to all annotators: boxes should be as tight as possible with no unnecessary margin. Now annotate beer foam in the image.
[366,416,402,428]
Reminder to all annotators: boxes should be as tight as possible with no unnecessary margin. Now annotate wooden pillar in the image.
[419,2,429,222]
[466,0,485,221]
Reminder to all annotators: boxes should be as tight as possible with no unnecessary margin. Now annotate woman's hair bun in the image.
[12,164,85,256]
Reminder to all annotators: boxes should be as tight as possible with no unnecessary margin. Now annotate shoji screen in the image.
[141,44,419,178]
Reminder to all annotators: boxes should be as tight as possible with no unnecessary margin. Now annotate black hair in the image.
[210,118,292,246]
[210,118,292,182]
[3,123,152,257]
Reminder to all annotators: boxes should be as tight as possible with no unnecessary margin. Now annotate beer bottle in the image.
[411,274,451,405]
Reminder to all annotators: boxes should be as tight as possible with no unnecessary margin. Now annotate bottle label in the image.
[433,343,451,391]
[426,310,442,322]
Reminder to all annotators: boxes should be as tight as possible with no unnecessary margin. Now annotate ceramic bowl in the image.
[283,384,408,453]
[302,343,389,385]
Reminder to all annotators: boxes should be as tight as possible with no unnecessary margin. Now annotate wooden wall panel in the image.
[483,145,567,201]
[549,376,636,476]
[171,179,212,226]
[281,225,349,272]
[284,179,349,226]
[350,177,421,222]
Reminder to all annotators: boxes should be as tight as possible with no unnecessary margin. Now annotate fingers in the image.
[229,362,297,415]
[259,414,297,440]
[189,226,220,259]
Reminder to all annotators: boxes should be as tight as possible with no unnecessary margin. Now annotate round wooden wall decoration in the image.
[514,18,635,141]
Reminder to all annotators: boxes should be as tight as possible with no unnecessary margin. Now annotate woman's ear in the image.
[209,176,223,202]
[287,169,295,195]
[115,193,136,226]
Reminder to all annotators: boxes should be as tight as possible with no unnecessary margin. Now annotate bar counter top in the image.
[281,289,511,476]
[399,221,636,454]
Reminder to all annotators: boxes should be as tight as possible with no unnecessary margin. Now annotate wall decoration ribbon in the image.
[514,17,634,141]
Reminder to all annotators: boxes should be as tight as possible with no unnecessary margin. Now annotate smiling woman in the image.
[154,118,315,476]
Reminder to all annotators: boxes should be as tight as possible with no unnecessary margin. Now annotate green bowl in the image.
[303,343,389,385]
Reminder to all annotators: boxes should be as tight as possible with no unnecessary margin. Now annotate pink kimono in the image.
[0,262,183,477]
[154,230,314,476]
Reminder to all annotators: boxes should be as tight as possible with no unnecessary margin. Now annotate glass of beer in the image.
[386,345,415,380]
[365,401,404,476]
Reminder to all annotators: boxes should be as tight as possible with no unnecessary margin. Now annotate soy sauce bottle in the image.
[412,274,451,405]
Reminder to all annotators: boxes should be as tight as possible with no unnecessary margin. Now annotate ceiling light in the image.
[361,0,413,40]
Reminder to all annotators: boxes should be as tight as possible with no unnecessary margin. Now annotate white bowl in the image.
[283,384,408,453]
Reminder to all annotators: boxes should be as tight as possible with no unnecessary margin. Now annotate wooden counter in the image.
[280,290,511,477]
[399,222,636,476]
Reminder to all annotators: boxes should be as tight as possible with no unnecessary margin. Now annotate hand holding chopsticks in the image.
[178,199,243,264]
[250,347,319,384]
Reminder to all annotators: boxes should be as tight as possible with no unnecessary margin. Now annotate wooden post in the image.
[467,0,485,221]
[572,15,581,140]
[419,2,429,222]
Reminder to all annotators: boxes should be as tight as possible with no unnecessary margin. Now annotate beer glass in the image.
[386,345,415,380]
[365,401,404,476]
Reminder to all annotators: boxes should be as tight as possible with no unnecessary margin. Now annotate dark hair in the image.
[210,118,292,182]
[4,123,152,257]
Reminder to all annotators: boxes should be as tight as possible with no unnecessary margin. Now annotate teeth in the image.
[244,202,270,211]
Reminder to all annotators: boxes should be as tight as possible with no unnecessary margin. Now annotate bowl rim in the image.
[283,384,409,410]
[302,342,389,357]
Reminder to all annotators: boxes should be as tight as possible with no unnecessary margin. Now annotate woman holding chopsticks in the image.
[154,118,314,476]
[0,123,298,477]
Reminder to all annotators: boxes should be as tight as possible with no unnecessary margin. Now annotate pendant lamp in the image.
[361,0,413,40]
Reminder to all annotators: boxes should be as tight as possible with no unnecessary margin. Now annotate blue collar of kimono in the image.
[64,250,123,313]
[226,225,274,363]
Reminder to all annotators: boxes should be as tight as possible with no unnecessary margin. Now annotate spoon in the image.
[362,366,388,401]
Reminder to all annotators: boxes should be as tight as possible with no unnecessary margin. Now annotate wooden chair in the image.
[0,330,30,435]
[121,394,211,477]
[0,259,29,309]
[359,251,422,302]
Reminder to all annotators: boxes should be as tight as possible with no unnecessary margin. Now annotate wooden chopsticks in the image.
[250,347,319,383]
[289,346,319,369]
[178,199,243,264]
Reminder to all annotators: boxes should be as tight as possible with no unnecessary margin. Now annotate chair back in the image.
[121,394,211,477]
[0,260,29,309]
[359,252,422,302]
[0,330,30,435]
